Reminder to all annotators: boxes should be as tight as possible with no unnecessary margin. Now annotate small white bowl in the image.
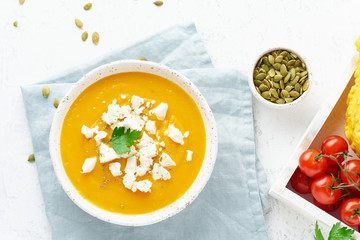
[49,60,218,226]
[248,47,312,109]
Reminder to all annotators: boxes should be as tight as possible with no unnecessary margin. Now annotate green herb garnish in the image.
[109,127,141,155]
[314,221,355,240]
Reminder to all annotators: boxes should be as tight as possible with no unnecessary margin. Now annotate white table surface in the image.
[1,0,360,239]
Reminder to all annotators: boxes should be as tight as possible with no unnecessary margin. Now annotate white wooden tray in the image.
[270,53,360,237]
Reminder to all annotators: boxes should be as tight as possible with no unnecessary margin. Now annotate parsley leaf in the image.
[314,221,355,240]
[328,222,355,240]
[109,127,141,155]
[314,221,325,240]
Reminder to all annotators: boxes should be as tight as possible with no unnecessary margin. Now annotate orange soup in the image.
[60,72,206,214]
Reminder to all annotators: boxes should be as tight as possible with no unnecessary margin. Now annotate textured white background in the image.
[1,0,360,239]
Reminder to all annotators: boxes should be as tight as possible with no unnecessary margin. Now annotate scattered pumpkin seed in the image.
[28,153,35,162]
[92,32,99,45]
[139,58,148,61]
[19,0,25,5]
[75,19,83,29]
[253,49,309,104]
[13,21,18,27]
[42,86,50,97]
[81,31,88,41]
[154,1,163,6]
[83,3,92,10]
[54,98,59,108]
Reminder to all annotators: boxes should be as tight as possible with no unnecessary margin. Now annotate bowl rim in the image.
[248,47,312,109]
[49,59,218,226]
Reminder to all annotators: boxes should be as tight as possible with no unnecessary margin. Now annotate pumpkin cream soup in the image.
[60,72,206,215]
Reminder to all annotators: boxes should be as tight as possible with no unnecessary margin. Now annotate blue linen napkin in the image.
[21,23,269,240]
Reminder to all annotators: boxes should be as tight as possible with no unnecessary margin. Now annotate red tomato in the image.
[290,167,314,194]
[340,198,360,226]
[313,197,342,212]
[299,149,328,178]
[340,159,360,197]
[326,164,340,178]
[311,174,341,205]
[321,135,348,165]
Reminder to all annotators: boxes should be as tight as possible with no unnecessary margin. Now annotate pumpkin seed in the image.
[280,80,284,89]
[276,98,285,104]
[294,83,301,92]
[84,3,92,10]
[81,31,88,41]
[280,64,287,76]
[281,90,290,98]
[75,19,83,29]
[302,62,306,69]
[270,97,277,102]
[261,64,269,72]
[268,55,275,65]
[92,32,99,45]
[302,79,310,91]
[285,97,293,103]
[256,87,261,94]
[261,91,271,99]
[284,72,291,83]
[42,86,50,97]
[256,58,263,68]
[290,52,298,59]
[273,82,280,89]
[138,58,148,61]
[254,80,262,87]
[28,153,35,162]
[280,51,288,58]
[285,85,294,92]
[294,59,301,67]
[273,63,281,70]
[299,76,307,85]
[275,56,283,63]
[13,21,18,27]
[286,59,295,67]
[263,57,271,67]
[290,68,296,80]
[270,88,279,98]
[255,73,266,80]
[19,0,25,5]
[258,84,269,92]
[300,70,308,77]
[263,79,271,88]
[54,98,59,108]
[268,68,275,77]
[274,74,283,82]
[289,91,300,98]
[154,1,163,6]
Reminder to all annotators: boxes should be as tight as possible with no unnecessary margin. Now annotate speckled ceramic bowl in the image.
[49,60,218,226]
[248,47,312,109]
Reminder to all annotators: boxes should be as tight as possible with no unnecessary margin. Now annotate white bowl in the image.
[49,60,218,226]
[248,47,312,109]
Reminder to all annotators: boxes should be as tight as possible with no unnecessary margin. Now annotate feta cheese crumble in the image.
[81,125,99,139]
[122,112,145,131]
[135,180,152,193]
[160,141,165,147]
[145,120,156,135]
[81,157,97,173]
[121,94,126,99]
[109,162,122,176]
[159,153,176,167]
[186,150,193,162]
[123,172,137,192]
[150,103,168,120]
[101,100,131,126]
[131,95,145,109]
[184,131,190,138]
[152,163,171,180]
[99,143,136,163]
[94,131,107,144]
[125,156,137,173]
[166,124,184,145]
[136,156,153,176]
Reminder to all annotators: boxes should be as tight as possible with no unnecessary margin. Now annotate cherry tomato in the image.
[290,167,314,194]
[321,135,348,165]
[299,149,328,178]
[340,159,360,197]
[340,198,360,226]
[313,197,342,212]
[311,174,341,205]
[326,164,340,179]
